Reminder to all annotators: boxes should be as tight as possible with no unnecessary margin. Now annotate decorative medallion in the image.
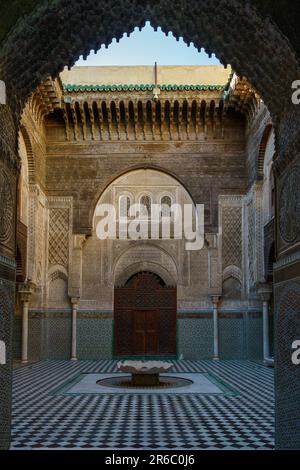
[279,165,300,244]
[0,169,14,245]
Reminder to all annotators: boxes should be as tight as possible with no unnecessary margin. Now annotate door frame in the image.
[113,271,177,359]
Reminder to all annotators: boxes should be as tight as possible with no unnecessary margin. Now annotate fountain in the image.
[117,360,173,386]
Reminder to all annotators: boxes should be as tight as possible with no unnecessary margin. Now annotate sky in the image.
[76,22,220,66]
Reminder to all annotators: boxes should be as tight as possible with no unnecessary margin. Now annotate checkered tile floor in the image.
[11,360,274,450]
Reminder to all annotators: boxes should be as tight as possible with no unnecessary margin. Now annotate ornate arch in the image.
[48,266,68,283]
[257,124,274,181]
[222,265,242,284]
[91,165,197,231]
[47,267,70,307]
[115,261,176,287]
[19,126,36,184]
[118,191,134,218]
[160,191,174,205]
[0,0,299,124]
[114,243,178,286]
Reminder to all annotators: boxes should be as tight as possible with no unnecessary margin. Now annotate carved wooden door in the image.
[114,272,177,357]
[133,310,159,355]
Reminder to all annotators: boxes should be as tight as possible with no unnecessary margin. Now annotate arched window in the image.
[119,194,131,218]
[160,195,174,239]
[139,194,152,218]
[161,195,172,217]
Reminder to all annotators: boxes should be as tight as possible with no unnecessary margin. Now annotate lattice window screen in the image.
[48,208,70,266]
[222,206,242,269]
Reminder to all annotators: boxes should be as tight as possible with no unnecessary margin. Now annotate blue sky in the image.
[76,22,220,66]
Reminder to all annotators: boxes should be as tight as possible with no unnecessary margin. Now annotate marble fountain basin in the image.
[117,360,173,386]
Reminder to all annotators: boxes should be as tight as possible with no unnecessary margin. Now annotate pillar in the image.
[257,283,272,362]
[262,298,270,361]
[211,296,220,360]
[71,297,79,361]
[69,235,86,361]
[21,299,29,363]
[19,281,35,364]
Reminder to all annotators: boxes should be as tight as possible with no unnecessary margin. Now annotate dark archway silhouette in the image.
[0,0,299,125]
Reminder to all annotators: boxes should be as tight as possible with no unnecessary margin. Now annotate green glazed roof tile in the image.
[63,83,225,93]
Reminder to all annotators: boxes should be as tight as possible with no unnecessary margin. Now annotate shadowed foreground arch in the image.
[0,0,298,121]
[0,0,299,172]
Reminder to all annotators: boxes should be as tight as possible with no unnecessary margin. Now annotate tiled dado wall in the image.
[24,311,113,361]
[13,310,264,361]
[178,311,263,360]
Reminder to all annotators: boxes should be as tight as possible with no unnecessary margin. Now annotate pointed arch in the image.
[257,124,274,181]
[222,265,242,284]
[19,126,36,184]
[1,0,299,125]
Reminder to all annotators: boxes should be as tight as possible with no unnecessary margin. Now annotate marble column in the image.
[21,299,29,363]
[71,297,79,361]
[18,281,35,364]
[69,235,86,361]
[262,297,270,360]
[211,296,221,360]
[257,283,273,362]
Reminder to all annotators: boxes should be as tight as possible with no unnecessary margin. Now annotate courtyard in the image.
[11,360,274,450]
[0,1,300,453]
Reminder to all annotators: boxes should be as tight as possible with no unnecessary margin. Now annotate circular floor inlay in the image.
[97,375,193,389]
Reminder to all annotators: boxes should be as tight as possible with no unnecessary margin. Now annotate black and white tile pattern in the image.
[11,360,274,450]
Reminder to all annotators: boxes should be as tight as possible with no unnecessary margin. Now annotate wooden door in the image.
[114,271,177,357]
[133,310,159,355]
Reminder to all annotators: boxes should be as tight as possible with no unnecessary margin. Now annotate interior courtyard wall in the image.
[24,107,269,360]
[0,106,17,450]
[45,111,247,235]
[1,0,300,449]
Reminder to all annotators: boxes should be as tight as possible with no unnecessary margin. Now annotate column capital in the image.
[257,282,273,302]
[73,234,87,250]
[210,295,221,306]
[18,280,36,303]
[70,296,80,306]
